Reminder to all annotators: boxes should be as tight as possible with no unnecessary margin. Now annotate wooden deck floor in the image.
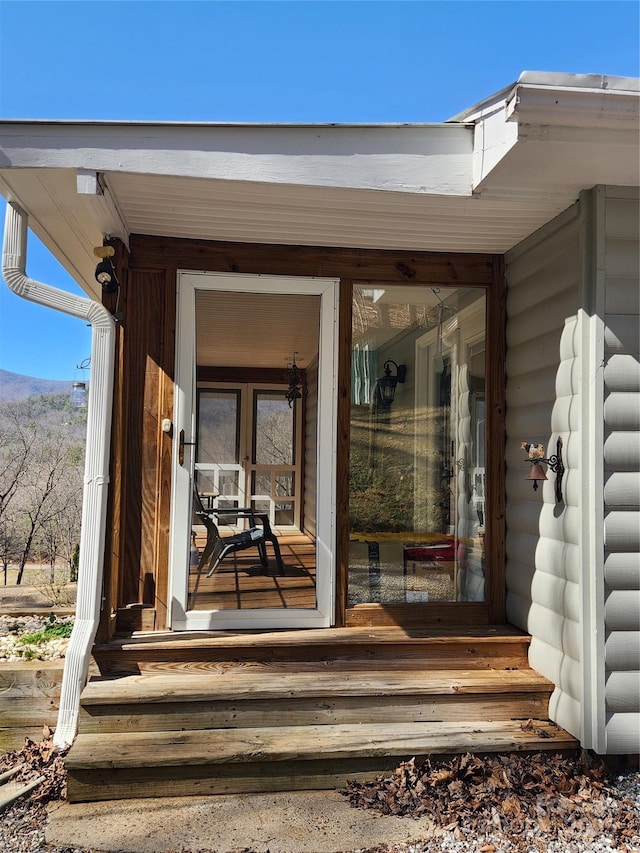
[188,530,316,611]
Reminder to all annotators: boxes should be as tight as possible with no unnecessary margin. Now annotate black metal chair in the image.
[192,485,284,577]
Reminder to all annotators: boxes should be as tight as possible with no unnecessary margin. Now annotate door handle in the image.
[178,429,196,466]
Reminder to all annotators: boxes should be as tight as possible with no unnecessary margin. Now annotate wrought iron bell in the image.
[526,462,548,490]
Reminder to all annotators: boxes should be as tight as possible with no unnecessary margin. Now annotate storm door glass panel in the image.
[177,278,332,628]
[348,284,486,606]
[250,391,297,526]
[196,389,242,510]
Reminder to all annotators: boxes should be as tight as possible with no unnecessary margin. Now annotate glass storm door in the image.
[171,271,338,631]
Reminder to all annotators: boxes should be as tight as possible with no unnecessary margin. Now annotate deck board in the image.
[67,720,577,770]
[189,530,316,610]
[82,668,552,705]
[103,624,528,649]
[79,692,551,733]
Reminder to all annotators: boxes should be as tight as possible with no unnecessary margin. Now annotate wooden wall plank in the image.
[345,603,489,628]
[153,268,176,630]
[98,238,128,641]
[115,269,172,609]
[197,366,298,384]
[129,235,494,285]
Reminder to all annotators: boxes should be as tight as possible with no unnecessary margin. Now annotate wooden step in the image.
[82,668,554,705]
[69,628,571,803]
[78,668,554,733]
[93,626,531,675]
[66,719,579,802]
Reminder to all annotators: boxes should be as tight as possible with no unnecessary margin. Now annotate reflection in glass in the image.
[254,393,294,465]
[197,391,240,464]
[348,285,486,605]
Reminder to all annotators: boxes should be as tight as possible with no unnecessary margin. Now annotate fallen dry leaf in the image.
[342,751,640,850]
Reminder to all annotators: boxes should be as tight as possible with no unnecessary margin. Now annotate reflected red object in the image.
[404,540,457,563]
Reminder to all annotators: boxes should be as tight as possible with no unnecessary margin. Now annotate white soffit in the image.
[0,168,105,300]
[106,170,570,250]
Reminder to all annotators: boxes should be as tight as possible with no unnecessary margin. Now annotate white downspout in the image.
[2,201,115,748]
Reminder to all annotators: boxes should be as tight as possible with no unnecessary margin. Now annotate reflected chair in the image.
[192,485,284,577]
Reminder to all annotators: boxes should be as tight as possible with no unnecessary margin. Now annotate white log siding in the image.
[601,186,640,754]
[505,201,583,742]
[505,186,640,754]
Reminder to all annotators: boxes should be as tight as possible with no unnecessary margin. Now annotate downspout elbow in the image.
[2,200,116,749]
[2,202,112,328]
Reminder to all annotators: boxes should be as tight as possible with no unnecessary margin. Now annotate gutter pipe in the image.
[2,201,115,748]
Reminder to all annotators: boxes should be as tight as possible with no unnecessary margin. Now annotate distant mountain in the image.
[0,369,73,402]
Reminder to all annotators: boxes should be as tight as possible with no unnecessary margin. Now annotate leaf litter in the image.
[0,726,68,806]
[342,751,640,852]
[0,731,638,852]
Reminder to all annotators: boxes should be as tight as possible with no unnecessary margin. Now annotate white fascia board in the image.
[468,76,639,196]
[0,123,474,196]
[516,71,639,91]
[506,80,640,130]
[469,102,519,189]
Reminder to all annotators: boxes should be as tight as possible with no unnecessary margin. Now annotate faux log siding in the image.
[602,188,640,754]
[303,359,319,538]
[504,203,583,740]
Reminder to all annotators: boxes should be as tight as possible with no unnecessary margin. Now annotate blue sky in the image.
[0,0,638,380]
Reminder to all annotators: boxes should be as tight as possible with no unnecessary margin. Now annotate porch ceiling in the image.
[0,164,582,302]
[107,169,572,251]
[196,289,320,370]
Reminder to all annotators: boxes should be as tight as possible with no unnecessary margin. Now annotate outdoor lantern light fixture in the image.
[93,246,119,294]
[375,359,407,409]
[284,352,303,408]
[71,357,91,409]
[521,438,565,503]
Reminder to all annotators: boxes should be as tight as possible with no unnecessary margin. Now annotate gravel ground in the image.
[0,763,637,853]
[0,614,73,661]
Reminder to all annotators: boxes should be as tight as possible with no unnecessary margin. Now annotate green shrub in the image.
[17,617,74,646]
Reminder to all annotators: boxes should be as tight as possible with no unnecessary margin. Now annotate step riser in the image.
[67,757,399,802]
[66,739,578,803]
[78,691,551,733]
[93,641,531,676]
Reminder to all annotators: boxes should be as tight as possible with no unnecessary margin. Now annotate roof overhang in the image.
[454,72,640,200]
[1,72,638,300]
